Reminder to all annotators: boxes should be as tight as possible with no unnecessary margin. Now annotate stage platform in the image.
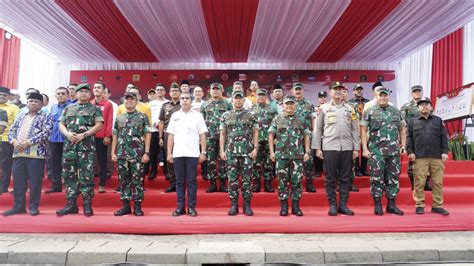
[0,160,473,234]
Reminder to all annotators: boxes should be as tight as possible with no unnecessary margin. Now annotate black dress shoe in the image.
[355,170,364,177]
[431,207,449,216]
[45,188,62,194]
[187,208,198,217]
[172,208,186,216]
[361,171,370,176]
[165,186,176,193]
[3,208,26,216]
[416,207,424,214]
[30,209,40,216]
[1,188,8,193]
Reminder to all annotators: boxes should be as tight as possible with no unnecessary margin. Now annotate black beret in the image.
[181,80,189,85]
[372,81,383,90]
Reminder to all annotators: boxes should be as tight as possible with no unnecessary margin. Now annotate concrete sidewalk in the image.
[0,231,472,264]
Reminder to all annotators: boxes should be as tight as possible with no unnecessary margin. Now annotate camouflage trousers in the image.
[163,133,175,183]
[276,158,303,200]
[62,150,95,200]
[206,138,225,181]
[304,151,314,180]
[226,155,253,200]
[252,141,274,183]
[369,155,400,199]
[117,159,144,202]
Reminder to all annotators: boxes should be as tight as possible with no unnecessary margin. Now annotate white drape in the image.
[17,41,62,104]
[463,20,474,141]
[395,45,433,109]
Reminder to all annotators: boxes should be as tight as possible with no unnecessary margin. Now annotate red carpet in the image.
[0,160,473,234]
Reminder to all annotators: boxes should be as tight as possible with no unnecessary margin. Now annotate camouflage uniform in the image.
[295,98,316,186]
[61,103,103,201]
[201,99,233,182]
[114,110,150,202]
[269,113,311,201]
[220,108,258,200]
[401,99,423,190]
[159,101,180,184]
[251,102,278,185]
[361,104,405,199]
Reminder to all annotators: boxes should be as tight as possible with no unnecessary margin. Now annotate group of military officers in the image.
[1,77,446,217]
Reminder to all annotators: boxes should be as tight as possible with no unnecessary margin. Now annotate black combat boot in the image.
[264,179,274,192]
[337,197,355,216]
[165,181,176,193]
[243,198,254,216]
[228,198,239,216]
[83,198,94,217]
[114,200,131,216]
[280,199,288,216]
[291,200,303,216]
[328,198,337,216]
[206,179,217,193]
[306,178,316,192]
[56,198,79,216]
[373,197,383,216]
[252,180,261,192]
[386,198,404,216]
[134,201,144,216]
[219,179,228,192]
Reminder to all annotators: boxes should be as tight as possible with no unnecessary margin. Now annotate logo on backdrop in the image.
[221,73,229,81]
[239,74,247,81]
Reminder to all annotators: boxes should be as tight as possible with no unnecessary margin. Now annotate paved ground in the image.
[0,231,472,264]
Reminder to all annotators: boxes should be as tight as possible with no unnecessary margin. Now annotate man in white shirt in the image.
[191,86,206,112]
[167,92,208,217]
[147,84,169,180]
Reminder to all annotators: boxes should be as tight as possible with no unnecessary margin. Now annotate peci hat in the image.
[417,97,431,105]
[27,92,43,101]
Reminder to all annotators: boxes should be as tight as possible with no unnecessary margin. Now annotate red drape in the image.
[0,29,21,89]
[431,28,464,134]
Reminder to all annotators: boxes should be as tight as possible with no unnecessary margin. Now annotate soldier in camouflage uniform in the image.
[251,88,278,193]
[159,83,181,192]
[56,83,103,217]
[201,82,233,193]
[269,95,311,216]
[292,82,316,192]
[219,91,259,216]
[401,85,431,191]
[361,87,406,216]
[111,92,151,216]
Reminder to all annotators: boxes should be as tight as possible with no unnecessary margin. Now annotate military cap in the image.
[329,81,345,90]
[124,92,138,99]
[232,90,245,98]
[0,87,10,94]
[257,88,267,95]
[233,81,243,87]
[292,82,304,89]
[75,83,90,92]
[211,82,224,90]
[411,85,423,92]
[273,83,283,90]
[283,95,296,103]
[375,87,390,95]
[354,84,364,90]
[27,92,43,101]
[417,97,431,105]
[147,88,156,94]
[10,89,20,95]
[318,91,328,98]
[170,82,180,89]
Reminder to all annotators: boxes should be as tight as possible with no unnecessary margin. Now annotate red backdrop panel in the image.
[0,29,21,89]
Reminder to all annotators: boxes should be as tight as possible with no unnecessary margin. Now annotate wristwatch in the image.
[144,152,149,155]
[201,151,207,155]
